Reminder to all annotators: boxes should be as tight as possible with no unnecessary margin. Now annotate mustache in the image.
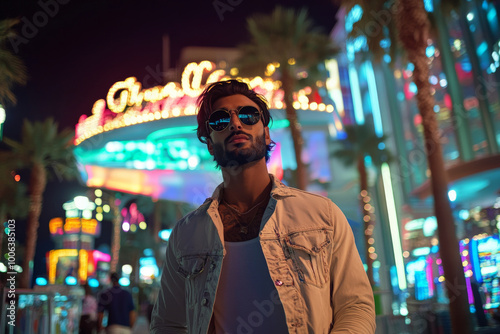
[225,131,252,144]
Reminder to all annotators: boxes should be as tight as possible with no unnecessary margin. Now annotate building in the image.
[333,2,500,316]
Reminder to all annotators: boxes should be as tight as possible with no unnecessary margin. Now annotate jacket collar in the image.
[209,174,295,203]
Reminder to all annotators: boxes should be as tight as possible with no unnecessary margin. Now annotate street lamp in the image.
[74,196,89,285]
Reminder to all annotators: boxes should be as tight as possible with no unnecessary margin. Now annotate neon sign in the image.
[75,61,335,145]
[49,217,100,236]
[47,249,110,284]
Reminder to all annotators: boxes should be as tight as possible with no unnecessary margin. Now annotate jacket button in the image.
[201,298,208,305]
[275,280,283,286]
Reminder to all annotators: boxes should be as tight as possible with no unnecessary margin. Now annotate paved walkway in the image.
[132,315,150,334]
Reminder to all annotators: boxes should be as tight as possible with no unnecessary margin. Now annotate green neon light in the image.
[147,126,197,142]
[146,119,289,142]
[269,119,290,129]
[381,163,407,290]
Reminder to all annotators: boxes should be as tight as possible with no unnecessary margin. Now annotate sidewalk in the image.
[132,315,150,334]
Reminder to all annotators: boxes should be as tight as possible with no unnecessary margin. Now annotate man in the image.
[98,272,136,334]
[150,80,375,333]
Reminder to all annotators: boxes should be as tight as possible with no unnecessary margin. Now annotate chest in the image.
[218,202,267,241]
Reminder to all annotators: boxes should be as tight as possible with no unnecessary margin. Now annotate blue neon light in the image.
[426,45,435,58]
[346,5,363,33]
[65,276,77,285]
[470,238,482,283]
[380,38,391,49]
[477,42,488,57]
[36,277,48,286]
[119,277,130,286]
[487,7,498,33]
[88,278,99,288]
[348,64,365,125]
[364,61,383,136]
[409,82,418,94]
[159,229,173,241]
[424,0,433,12]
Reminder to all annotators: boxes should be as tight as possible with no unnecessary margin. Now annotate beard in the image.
[211,130,267,168]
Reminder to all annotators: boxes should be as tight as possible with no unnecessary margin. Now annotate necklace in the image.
[222,197,267,215]
[220,197,268,234]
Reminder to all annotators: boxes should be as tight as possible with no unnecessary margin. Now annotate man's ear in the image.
[265,127,271,145]
[207,138,214,155]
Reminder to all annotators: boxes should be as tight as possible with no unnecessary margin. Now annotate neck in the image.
[220,158,271,211]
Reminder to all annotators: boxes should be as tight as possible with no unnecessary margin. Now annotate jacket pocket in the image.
[177,255,209,309]
[284,229,333,287]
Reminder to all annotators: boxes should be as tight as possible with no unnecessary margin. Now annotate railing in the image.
[1,286,83,334]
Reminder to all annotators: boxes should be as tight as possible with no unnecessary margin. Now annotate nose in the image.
[228,110,242,131]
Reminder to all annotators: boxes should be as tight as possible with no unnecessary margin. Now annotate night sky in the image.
[0,0,338,279]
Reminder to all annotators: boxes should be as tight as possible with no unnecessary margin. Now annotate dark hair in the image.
[196,80,275,161]
[110,272,120,283]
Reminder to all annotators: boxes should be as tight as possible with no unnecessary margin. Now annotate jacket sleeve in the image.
[150,227,188,334]
[329,202,376,333]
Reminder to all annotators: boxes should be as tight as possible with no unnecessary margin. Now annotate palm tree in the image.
[3,118,77,288]
[339,0,473,332]
[0,18,27,106]
[0,156,28,261]
[332,123,392,287]
[235,6,338,190]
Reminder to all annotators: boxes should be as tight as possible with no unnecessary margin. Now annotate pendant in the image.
[240,226,248,234]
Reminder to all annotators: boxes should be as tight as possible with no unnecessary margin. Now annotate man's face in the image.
[207,94,270,168]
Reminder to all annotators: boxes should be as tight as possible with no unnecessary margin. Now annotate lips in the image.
[228,134,249,144]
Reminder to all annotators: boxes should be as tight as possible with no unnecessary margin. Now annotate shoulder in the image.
[271,175,335,210]
[274,184,348,229]
[162,203,211,254]
[97,288,112,302]
[278,185,337,212]
[175,202,209,228]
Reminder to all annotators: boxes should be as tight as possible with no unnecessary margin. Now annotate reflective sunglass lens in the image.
[209,110,230,131]
[208,106,261,131]
[238,106,260,125]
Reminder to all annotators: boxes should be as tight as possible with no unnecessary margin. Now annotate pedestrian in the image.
[97,273,136,334]
[150,79,376,333]
[80,283,98,334]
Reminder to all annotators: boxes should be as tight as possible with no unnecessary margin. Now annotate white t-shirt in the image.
[213,237,288,334]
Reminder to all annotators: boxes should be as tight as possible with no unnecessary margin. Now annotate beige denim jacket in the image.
[150,175,376,334]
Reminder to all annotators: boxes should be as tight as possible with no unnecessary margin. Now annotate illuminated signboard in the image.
[75,61,335,145]
[49,217,100,236]
[47,249,111,284]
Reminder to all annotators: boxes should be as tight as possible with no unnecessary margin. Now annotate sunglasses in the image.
[207,106,262,132]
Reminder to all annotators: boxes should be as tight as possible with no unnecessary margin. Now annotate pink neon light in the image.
[465,276,474,305]
[426,256,434,297]
[92,250,111,262]
[268,142,283,180]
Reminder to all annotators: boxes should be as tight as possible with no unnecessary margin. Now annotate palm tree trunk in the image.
[153,200,163,269]
[282,71,308,190]
[153,201,161,244]
[396,1,472,332]
[19,162,46,289]
[110,195,122,273]
[357,156,375,287]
